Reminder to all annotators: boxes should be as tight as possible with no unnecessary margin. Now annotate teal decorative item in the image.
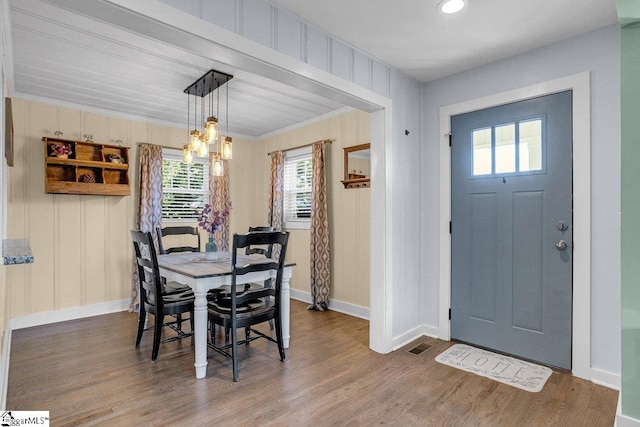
[205,236,217,260]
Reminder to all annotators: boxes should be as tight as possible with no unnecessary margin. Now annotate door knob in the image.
[555,240,568,251]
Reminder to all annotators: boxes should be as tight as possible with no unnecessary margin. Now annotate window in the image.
[472,118,543,177]
[161,149,209,222]
[283,147,312,229]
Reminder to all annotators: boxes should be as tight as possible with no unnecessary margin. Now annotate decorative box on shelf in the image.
[43,136,130,196]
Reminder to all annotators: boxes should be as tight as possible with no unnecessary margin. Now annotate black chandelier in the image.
[183,69,234,176]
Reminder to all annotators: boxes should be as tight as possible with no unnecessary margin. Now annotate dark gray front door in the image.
[450,91,573,369]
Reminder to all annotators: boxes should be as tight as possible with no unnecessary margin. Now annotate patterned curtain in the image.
[309,141,331,311]
[131,143,163,311]
[209,156,230,251]
[267,151,284,260]
[268,151,284,231]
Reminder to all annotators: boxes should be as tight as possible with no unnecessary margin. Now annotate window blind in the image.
[283,150,312,226]
[162,152,209,221]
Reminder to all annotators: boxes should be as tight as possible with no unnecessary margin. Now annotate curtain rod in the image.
[137,142,187,151]
[267,139,332,156]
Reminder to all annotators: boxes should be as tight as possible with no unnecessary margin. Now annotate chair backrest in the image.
[245,226,275,257]
[131,230,163,311]
[156,226,200,254]
[231,231,289,307]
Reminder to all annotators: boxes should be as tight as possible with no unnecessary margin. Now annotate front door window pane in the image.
[472,128,492,176]
[519,120,542,172]
[495,124,516,174]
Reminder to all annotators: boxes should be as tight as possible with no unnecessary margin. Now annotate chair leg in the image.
[135,306,146,348]
[151,314,163,362]
[190,310,194,337]
[245,326,250,344]
[209,319,216,345]
[231,325,239,382]
[265,281,275,330]
[176,313,183,333]
[274,314,285,361]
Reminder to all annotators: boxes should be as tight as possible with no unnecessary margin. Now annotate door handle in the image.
[555,240,568,251]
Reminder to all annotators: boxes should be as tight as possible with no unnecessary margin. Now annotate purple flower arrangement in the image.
[196,202,232,234]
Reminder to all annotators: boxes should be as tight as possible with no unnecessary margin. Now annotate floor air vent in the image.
[408,343,431,355]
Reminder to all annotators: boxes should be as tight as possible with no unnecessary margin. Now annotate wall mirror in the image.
[341,143,370,189]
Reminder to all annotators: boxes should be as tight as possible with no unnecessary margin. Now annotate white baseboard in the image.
[616,394,640,427]
[591,367,621,390]
[289,289,370,320]
[392,324,440,351]
[9,299,130,330]
[289,290,441,351]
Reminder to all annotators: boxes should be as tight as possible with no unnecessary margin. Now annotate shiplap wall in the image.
[159,0,391,98]
[7,99,138,316]
[5,99,371,319]
[249,110,371,309]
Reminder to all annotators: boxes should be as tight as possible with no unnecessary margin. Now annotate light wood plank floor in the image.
[7,300,618,426]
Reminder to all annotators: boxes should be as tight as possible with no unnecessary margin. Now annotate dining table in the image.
[156,251,294,379]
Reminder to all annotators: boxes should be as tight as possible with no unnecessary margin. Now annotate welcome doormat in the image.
[435,344,552,392]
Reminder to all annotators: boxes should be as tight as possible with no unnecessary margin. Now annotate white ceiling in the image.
[6,0,619,139]
[7,0,346,138]
[270,0,619,83]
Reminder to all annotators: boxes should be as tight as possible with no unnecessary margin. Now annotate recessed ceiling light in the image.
[438,0,466,14]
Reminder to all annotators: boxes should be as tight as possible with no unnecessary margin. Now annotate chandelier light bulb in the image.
[212,154,224,176]
[221,136,233,160]
[183,145,193,164]
[190,129,201,152]
[206,117,219,143]
[198,134,209,156]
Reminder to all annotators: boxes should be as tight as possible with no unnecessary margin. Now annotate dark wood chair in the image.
[245,225,275,257]
[156,226,200,293]
[210,225,276,330]
[156,225,200,254]
[131,230,194,362]
[207,231,289,382]
[247,225,276,329]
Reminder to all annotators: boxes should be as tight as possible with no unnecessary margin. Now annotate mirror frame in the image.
[341,143,370,189]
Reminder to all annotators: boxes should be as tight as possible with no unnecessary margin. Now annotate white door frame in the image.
[438,72,591,380]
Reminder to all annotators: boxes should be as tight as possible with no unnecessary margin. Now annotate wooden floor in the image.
[7,300,618,426]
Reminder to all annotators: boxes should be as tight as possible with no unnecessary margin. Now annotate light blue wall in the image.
[389,70,422,337]
[618,0,640,420]
[421,24,622,375]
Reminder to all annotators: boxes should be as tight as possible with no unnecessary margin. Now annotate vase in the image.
[56,154,68,159]
[205,236,217,260]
